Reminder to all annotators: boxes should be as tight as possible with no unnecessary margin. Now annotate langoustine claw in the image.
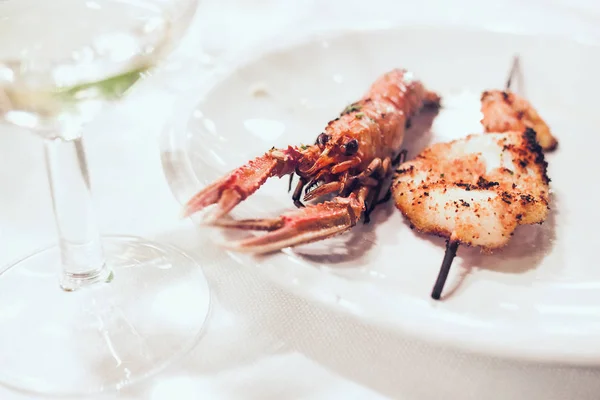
[182,147,301,222]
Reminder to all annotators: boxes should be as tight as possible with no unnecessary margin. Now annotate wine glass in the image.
[0,0,210,396]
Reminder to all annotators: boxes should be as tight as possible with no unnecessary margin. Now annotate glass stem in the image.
[44,135,109,291]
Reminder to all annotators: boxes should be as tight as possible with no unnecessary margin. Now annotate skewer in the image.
[431,240,459,300]
[431,237,459,300]
[504,54,521,92]
[430,55,521,300]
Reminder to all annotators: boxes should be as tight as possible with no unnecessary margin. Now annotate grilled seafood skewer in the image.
[392,56,553,300]
[183,69,440,254]
[393,129,550,300]
[481,90,558,151]
[481,56,559,151]
[393,129,549,250]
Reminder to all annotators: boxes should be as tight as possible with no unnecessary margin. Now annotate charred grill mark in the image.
[456,182,474,191]
[523,128,550,184]
[476,176,500,189]
[501,191,513,204]
[520,194,534,204]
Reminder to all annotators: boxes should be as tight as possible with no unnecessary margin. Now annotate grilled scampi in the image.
[183,69,440,254]
[481,90,558,151]
[392,128,549,251]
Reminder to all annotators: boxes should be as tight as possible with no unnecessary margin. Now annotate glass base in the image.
[0,235,211,397]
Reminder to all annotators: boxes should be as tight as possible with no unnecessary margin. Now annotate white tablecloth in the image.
[2,1,600,399]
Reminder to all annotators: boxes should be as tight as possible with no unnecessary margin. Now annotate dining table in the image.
[2,0,600,398]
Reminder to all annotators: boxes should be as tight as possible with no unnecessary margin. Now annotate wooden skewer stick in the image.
[431,239,459,300]
[505,54,521,92]
[430,55,522,300]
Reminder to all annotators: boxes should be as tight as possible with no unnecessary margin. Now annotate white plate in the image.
[161,27,600,365]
